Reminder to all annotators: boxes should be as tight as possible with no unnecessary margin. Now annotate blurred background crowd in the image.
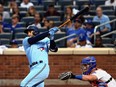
[0,0,116,49]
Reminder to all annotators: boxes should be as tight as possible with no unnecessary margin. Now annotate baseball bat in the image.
[58,6,89,29]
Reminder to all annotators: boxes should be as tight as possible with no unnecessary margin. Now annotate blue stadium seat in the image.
[37,11,46,16]
[15,27,26,33]
[54,5,61,11]
[54,21,62,26]
[4,6,10,11]
[54,32,66,47]
[100,5,114,10]
[17,22,26,27]
[103,10,115,16]
[21,17,34,26]
[38,28,48,33]
[35,6,44,11]
[46,16,61,21]
[0,39,10,45]
[0,33,12,39]
[3,28,11,33]
[102,38,113,44]
[43,0,55,9]
[58,0,73,8]
[4,18,12,23]
[19,7,27,11]
[15,33,27,39]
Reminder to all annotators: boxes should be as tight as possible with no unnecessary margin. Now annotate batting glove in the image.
[49,27,59,36]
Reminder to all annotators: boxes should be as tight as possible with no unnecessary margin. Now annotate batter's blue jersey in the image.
[23,37,50,66]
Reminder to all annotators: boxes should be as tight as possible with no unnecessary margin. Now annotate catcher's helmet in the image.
[81,56,96,75]
[24,25,39,35]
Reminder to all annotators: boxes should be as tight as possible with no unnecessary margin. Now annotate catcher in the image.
[59,56,116,87]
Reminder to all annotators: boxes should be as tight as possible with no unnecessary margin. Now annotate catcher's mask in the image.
[81,56,96,75]
[24,25,39,35]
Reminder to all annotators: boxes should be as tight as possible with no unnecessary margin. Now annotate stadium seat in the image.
[20,11,27,17]
[108,16,116,30]
[17,22,26,27]
[100,5,114,10]
[0,39,10,45]
[21,17,34,26]
[19,7,27,11]
[4,18,12,23]
[4,6,10,11]
[54,5,61,11]
[84,16,94,21]
[54,32,66,47]
[37,11,46,17]
[16,39,23,45]
[102,38,113,44]
[30,0,38,5]
[95,0,105,7]
[3,28,11,33]
[0,33,12,39]
[58,0,73,8]
[43,0,55,9]
[103,10,115,16]
[54,21,62,26]
[15,33,27,39]
[35,6,44,11]
[15,27,26,33]
[38,28,48,33]
[46,16,61,21]
[76,0,90,9]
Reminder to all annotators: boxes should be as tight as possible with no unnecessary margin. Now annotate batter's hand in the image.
[49,27,59,36]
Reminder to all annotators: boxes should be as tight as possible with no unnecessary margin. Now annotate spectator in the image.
[26,6,37,17]
[0,13,10,31]
[44,5,60,17]
[66,16,87,47]
[8,14,22,39]
[84,20,94,43]
[31,13,42,28]
[94,35,104,47]
[20,0,34,9]
[0,4,10,20]
[42,19,50,29]
[9,0,18,13]
[12,6,21,20]
[11,14,22,30]
[64,6,74,19]
[49,20,54,28]
[10,39,18,48]
[64,15,73,30]
[105,0,116,7]
[0,22,3,33]
[93,6,111,35]
[71,33,92,48]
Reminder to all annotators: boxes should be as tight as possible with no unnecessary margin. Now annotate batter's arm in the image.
[28,31,49,45]
[49,40,58,52]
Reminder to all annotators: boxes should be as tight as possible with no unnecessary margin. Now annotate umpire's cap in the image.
[24,25,39,34]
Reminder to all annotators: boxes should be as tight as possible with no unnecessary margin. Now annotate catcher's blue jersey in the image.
[23,37,50,65]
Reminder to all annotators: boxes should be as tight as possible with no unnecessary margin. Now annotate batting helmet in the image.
[81,56,96,75]
[24,25,39,35]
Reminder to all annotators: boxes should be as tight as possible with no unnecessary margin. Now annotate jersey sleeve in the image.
[91,70,104,80]
[23,37,30,50]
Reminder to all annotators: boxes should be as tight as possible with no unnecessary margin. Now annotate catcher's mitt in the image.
[58,71,73,80]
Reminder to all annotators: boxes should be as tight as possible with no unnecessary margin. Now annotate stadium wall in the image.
[0,48,116,87]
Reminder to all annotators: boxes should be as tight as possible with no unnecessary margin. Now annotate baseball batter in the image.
[20,26,58,87]
[59,56,116,87]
